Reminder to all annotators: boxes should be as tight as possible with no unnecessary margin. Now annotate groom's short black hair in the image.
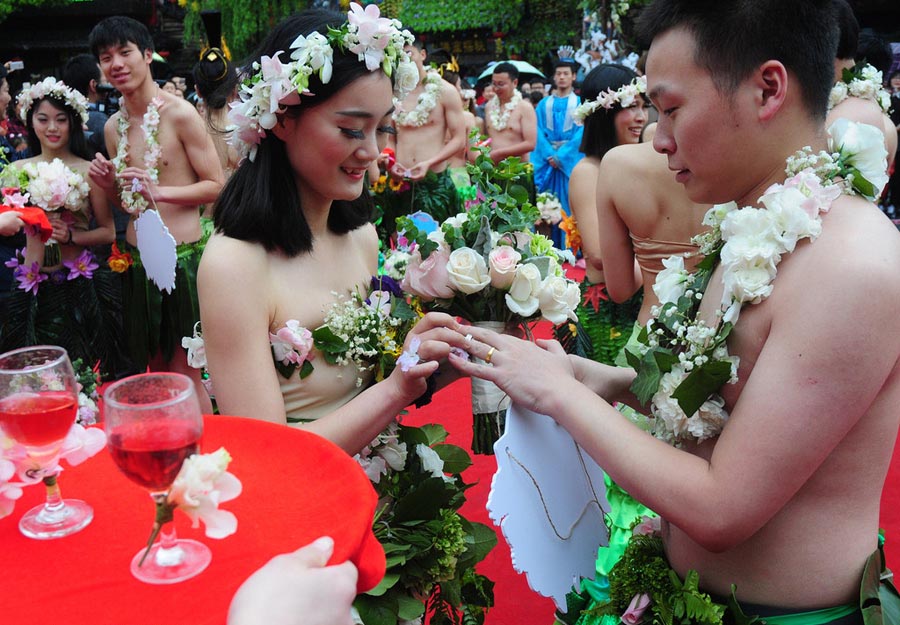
[636,0,838,120]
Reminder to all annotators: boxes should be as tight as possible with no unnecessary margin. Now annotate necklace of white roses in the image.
[627,136,879,447]
[488,90,522,131]
[827,62,892,114]
[112,92,164,214]
[392,69,442,127]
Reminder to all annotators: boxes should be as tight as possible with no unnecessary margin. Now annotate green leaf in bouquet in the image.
[472,215,493,258]
[849,168,876,199]
[273,355,298,380]
[417,423,449,445]
[298,359,314,379]
[439,578,464,610]
[397,594,427,620]
[671,360,734,418]
[654,349,678,375]
[354,594,399,625]
[508,183,529,205]
[630,350,665,405]
[623,345,642,371]
[385,552,410,568]
[432,443,472,474]
[458,520,498,567]
[312,325,349,354]
[366,572,402,596]
[392,477,456,523]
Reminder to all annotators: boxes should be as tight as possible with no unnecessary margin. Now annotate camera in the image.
[95,83,120,116]
[8,60,23,71]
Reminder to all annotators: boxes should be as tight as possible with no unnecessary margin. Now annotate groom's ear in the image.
[754,60,788,123]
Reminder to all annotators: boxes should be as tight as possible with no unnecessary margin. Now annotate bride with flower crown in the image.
[197,8,456,454]
[0,77,128,378]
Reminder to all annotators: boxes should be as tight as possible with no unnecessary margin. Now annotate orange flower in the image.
[107,241,133,273]
[560,213,582,257]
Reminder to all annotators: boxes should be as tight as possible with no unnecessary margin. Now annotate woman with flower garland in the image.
[198,8,455,454]
[445,0,900,623]
[557,64,647,367]
[192,47,241,182]
[0,77,127,378]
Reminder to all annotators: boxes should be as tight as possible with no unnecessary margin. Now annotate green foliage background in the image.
[0,0,70,24]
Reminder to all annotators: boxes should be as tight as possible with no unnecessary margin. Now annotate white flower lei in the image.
[573,75,646,124]
[487,89,523,131]
[17,76,90,126]
[392,69,442,127]
[112,96,163,214]
[20,158,90,213]
[629,120,887,446]
[228,2,417,162]
[828,63,892,114]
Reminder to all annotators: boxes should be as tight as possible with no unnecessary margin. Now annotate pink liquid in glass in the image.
[108,421,200,491]
[0,392,76,448]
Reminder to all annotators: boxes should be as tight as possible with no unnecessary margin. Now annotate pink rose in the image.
[631,515,661,537]
[401,245,454,301]
[488,246,522,289]
[620,593,651,625]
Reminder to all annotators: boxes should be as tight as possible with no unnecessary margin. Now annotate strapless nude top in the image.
[630,232,701,276]
[281,357,374,424]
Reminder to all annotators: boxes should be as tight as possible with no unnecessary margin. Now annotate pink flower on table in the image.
[270,320,315,366]
[167,447,242,539]
[15,261,47,294]
[59,424,106,467]
[401,244,454,301]
[620,593,651,625]
[0,456,25,519]
[64,249,99,280]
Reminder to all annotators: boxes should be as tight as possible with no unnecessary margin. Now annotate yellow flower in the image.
[388,176,405,192]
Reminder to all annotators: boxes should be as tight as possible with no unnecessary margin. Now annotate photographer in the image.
[63,53,114,158]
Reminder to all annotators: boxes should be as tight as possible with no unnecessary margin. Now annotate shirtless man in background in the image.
[483,62,537,164]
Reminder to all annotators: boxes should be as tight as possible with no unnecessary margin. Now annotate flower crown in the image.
[229,2,418,161]
[17,77,90,127]
[573,75,646,124]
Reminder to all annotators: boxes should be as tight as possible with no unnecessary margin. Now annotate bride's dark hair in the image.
[578,64,640,160]
[213,10,378,257]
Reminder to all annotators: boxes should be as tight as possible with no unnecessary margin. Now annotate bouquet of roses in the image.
[352,421,496,625]
[395,146,579,453]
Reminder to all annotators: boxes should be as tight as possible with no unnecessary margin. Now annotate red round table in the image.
[2,415,386,624]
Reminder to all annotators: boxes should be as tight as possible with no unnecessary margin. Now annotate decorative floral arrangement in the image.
[183,275,422,390]
[828,62,892,114]
[17,76,90,126]
[112,96,163,214]
[583,516,728,625]
[229,2,418,161]
[625,120,888,446]
[396,146,578,328]
[535,191,564,225]
[573,75,646,124]
[72,358,100,426]
[351,421,496,625]
[559,212,582,258]
[486,88,522,131]
[141,447,241,564]
[107,241,134,273]
[9,159,91,216]
[393,68,442,127]
[4,246,100,294]
[575,10,639,73]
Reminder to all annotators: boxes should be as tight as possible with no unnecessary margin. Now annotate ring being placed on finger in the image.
[484,346,496,364]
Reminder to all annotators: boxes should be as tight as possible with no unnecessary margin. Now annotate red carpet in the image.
[406,360,900,624]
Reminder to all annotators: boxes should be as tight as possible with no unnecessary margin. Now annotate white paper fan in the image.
[488,403,610,611]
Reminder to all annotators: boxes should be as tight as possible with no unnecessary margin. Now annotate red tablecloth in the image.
[2,415,386,624]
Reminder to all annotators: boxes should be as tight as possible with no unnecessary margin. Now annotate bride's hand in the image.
[387,313,464,404]
[446,325,578,416]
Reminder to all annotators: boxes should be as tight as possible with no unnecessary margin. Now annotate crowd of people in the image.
[1,0,899,623]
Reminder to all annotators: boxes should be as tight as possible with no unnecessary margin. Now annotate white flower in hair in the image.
[573,75,646,124]
[18,76,90,126]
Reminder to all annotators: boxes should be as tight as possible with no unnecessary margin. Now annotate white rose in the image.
[722,257,776,307]
[758,186,821,251]
[504,263,542,317]
[377,439,407,471]
[444,212,469,229]
[488,246,522,289]
[652,255,690,305]
[719,208,783,266]
[415,444,445,478]
[827,118,889,197]
[446,247,491,294]
[538,275,579,324]
[828,82,848,109]
[395,61,420,96]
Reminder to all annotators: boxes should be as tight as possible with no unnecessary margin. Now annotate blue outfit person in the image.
[531,93,583,249]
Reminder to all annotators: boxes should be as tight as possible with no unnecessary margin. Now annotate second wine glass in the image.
[103,372,210,584]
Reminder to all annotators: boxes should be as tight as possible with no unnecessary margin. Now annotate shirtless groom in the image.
[88,16,223,408]
[444,0,900,621]
[484,62,537,164]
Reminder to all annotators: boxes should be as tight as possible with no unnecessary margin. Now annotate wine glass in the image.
[0,345,93,539]
[103,372,210,584]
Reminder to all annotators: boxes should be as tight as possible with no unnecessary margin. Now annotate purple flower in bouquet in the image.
[15,261,47,294]
[49,269,67,285]
[63,249,99,280]
[369,274,402,297]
